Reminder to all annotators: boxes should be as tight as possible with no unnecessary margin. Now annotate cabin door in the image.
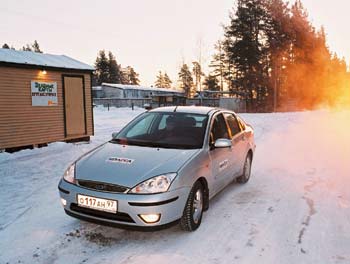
[63,76,86,137]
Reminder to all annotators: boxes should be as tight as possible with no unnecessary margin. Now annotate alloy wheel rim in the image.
[192,189,203,224]
[244,158,251,180]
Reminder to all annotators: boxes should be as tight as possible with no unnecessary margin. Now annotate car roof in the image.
[149,106,220,115]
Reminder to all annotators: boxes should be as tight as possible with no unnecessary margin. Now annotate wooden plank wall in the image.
[0,66,93,149]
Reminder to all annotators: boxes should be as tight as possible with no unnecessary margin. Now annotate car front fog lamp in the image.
[60,198,67,206]
[63,164,76,184]
[139,214,161,223]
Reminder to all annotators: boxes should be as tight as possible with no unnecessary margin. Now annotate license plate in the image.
[77,194,117,213]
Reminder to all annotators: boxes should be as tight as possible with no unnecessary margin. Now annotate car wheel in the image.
[237,154,252,184]
[180,181,204,231]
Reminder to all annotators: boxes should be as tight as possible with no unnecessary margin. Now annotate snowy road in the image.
[1,107,349,264]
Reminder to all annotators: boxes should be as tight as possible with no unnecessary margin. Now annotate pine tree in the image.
[224,0,269,111]
[123,66,140,85]
[209,40,226,92]
[178,64,194,97]
[32,40,43,53]
[94,50,110,85]
[107,51,122,83]
[163,73,172,88]
[2,43,10,49]
[204,75,220,91]
[155,71,165,87]
[192,61,204,92]
[328,54,350,106]
[129,67,140,85]
[20,41,43,53]
[94,50,136,86]
[264,0,292,109]
[155,71,172,88]
[286,0,325,108]
[22,44,32,51]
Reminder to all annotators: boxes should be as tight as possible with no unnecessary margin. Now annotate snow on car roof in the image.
[0,48,94,71]
[102,83,184,94]
[150,106,218,115]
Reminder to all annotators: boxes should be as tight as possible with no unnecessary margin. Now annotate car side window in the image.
[224,113,241,137]
[157,114,169,130]
[210,114,230,144]
[237,116,246,131]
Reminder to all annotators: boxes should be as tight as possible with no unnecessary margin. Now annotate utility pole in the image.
[199,39,202,93]
[274,66,277,112]
[273,60,279,112]
[196,36,205,93]
[219,40,224,92]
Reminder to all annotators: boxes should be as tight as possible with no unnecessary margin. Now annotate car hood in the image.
[75,142,199,188]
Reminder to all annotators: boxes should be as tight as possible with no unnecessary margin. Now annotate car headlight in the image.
[63,163,76,184]
[129,173,177,194]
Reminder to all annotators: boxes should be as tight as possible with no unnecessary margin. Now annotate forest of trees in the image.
[93,50,140,86]
[176,61,209,97]
[1,42,141,87]
[3,1,350,112]
[154,71,172,88]
[168,0,350,111]
[2,40,43,53]
[207,0,350,111]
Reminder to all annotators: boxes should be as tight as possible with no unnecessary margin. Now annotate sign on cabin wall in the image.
[31,81,58,106]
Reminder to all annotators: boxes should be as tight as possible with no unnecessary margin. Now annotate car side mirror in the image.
[111,131,119,139]
[214,138,232,148]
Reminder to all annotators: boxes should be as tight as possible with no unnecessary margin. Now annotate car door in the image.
[208,113,233,194]
[224,113,247,178]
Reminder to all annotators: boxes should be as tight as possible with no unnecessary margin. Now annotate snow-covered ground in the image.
[1,106,349,264]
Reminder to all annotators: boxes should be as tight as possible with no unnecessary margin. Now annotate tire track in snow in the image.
[298,178,320,253]
[0,206,32,231]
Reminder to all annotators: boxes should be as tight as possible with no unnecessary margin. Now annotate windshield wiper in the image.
[110,138,200,149]
[148,142,199,149]
[109,138,121,144]
[110,138,157,147]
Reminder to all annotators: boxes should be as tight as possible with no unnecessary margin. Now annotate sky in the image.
[1,0,349,86]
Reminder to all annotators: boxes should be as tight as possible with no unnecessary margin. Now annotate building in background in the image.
[0,49,94,151]
[92,85,103,98]
[93,83,185,108]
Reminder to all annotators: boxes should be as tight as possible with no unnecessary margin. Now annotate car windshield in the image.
[111,112,208,149]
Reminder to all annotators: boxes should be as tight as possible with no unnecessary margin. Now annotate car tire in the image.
[237,154,252,184]
[180,181,204,231]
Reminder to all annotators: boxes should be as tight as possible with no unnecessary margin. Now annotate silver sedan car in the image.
[58,106,255,231]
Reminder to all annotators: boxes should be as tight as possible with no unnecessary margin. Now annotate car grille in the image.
[77,180,129,193]
[70,204,135,223]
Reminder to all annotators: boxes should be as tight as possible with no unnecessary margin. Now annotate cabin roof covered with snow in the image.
[0,49,94,71]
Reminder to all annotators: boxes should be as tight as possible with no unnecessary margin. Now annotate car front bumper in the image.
[58,179,191,228]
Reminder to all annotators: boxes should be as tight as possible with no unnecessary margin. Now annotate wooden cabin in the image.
[0,49,94,151]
